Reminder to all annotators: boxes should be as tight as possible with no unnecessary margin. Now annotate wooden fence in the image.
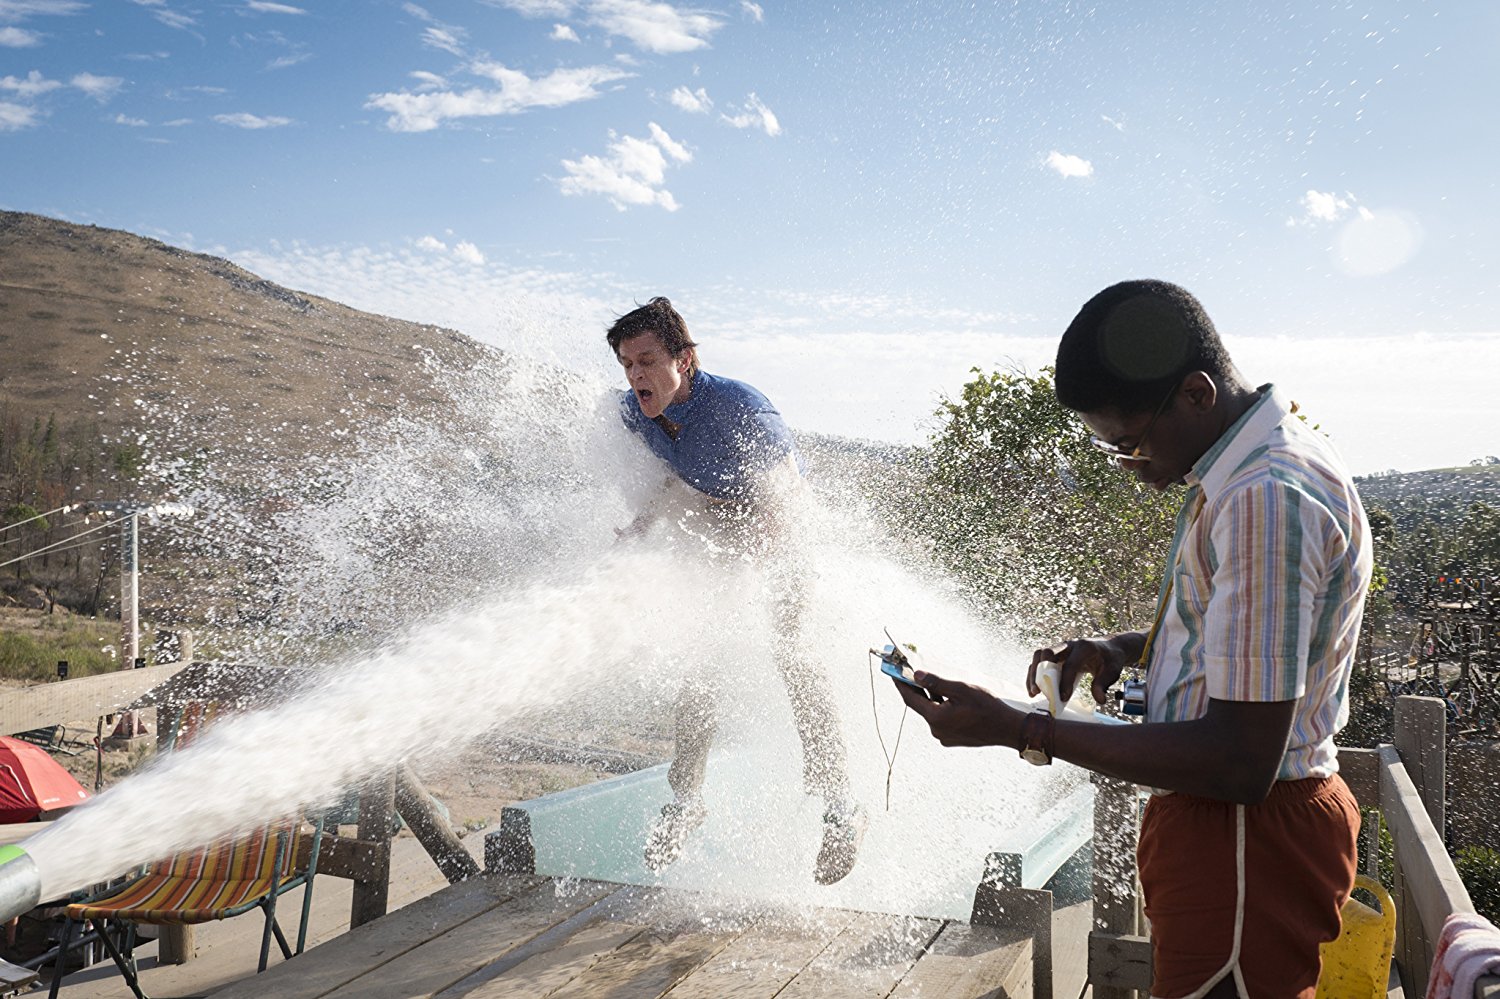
[1088,695,1500,998]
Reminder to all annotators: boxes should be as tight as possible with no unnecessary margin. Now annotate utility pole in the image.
[89,501,194,740]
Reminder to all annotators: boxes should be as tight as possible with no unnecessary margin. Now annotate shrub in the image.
[1457,846,1500,924]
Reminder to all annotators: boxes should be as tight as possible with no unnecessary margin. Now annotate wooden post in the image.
[394,765,479,884]
[1392,695,1446,994]
[1090,772,1143,999]
[350,771,396,929]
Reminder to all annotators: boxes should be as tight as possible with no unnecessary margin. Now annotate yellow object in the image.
[1315,874,1396,999]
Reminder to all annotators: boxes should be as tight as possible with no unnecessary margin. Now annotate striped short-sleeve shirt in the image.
[1145,385,1373,780]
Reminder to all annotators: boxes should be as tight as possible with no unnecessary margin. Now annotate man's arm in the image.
[896,674,1294,804]
[616,475,676,540]
[1026,632,1147,704]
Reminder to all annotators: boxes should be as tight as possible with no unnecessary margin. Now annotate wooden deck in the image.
[204,870,1089,999]
[45,835,1094,999]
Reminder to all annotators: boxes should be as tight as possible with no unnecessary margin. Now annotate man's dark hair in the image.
[1055,280,1234,414]
[605,296,699,374]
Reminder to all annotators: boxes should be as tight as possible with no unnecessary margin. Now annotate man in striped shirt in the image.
[897,280,1371,998]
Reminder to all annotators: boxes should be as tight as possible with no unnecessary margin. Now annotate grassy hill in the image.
[0,211,503,661]
[0,210,488,469]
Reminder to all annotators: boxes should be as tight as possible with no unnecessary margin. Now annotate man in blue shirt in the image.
[608,296,864,885]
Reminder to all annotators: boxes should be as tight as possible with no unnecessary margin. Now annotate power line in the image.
[1,534,112,565]
[0,503,79,537]
[0,519,123,571]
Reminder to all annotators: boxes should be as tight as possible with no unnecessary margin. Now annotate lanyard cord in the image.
[1134,489,1206,675]
[868,651,908,812]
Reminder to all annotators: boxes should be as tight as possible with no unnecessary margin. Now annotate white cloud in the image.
[113,112,148,126]
[409,70,447,90]
[485,0,576,17]
[1,69,61,97]
[550,23,579,41]
[0,100,37,130]
[71,72,124,102]
[1299,189,1355,224]
[416,235,447,251]
[367,63,630,132]
[245,1,307,13]
[163,116,191,125]
[267,52,312,69]
[740,1,762,21]
[131,0,198,31]
[213,111,292,128]
[421,25,466,56]
[452,240,485,265]
[668,85,710,113]
[1044,150,1092,178]
[721,92,779,136]
[558,121,691,211]
[0,26,40,45]
[402,2,433,20]
[0,1,85,17]
[1101,113,1124,132]
[586,0,722,54]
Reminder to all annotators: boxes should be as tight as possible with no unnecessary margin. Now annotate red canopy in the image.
[0,736,90,823]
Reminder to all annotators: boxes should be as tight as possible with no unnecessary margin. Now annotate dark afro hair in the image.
[1054,279,1233,414]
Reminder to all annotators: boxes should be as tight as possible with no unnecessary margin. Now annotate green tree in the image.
[917,366,1179,642]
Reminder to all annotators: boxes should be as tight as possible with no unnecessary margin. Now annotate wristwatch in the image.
[1020,709,1054,766]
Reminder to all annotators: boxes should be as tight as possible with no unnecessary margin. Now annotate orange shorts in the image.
[1137,775,1360,998]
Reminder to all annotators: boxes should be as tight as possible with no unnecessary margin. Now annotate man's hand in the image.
[1027,635,1141,705]
[893,671,1025,750]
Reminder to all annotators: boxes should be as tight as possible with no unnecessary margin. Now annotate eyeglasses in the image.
[1088,384,1177,463]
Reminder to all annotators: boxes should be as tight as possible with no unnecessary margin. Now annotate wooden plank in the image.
[662,907,854,999]
[1380,744,1472,996]
[210,872,544,999]
[299,830,391,882]
[1088,932,1152,992]
[351,771,396,928]
[1394,697,1446,832]
[489,886,742,999]
[321,878,617,999]
[396,764,481,884]
[1392,697,1448,992]
[888,920,1032,999]
[442,888,654,999]
[1090,772,1140,999]
[776,912,943,999]
[0,661,186,734]
[1338,745,1380,808]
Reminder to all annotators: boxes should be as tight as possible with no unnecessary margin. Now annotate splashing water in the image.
[25,348,1084,913]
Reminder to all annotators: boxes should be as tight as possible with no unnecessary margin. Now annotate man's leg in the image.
[766,567,864,884]
[666,672,717,799]
[647,673,717,871]
[1139,776,1360,999]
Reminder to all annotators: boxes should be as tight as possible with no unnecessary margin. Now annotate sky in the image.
[3,0,1498,474]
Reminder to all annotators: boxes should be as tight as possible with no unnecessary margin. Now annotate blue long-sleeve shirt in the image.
[620,370,803,501]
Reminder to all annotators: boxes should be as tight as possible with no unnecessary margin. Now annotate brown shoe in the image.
[814,803,866,885]
[644,797,706,872]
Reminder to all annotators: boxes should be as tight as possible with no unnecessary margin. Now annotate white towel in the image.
[1426,912,1500,999]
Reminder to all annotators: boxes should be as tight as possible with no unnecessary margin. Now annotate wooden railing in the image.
[0,661,190,738]
[1088,695,1500,998]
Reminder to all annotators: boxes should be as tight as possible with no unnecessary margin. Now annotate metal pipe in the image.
[0,844,42,924]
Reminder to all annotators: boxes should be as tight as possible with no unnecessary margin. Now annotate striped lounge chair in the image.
[47,702,324,999]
